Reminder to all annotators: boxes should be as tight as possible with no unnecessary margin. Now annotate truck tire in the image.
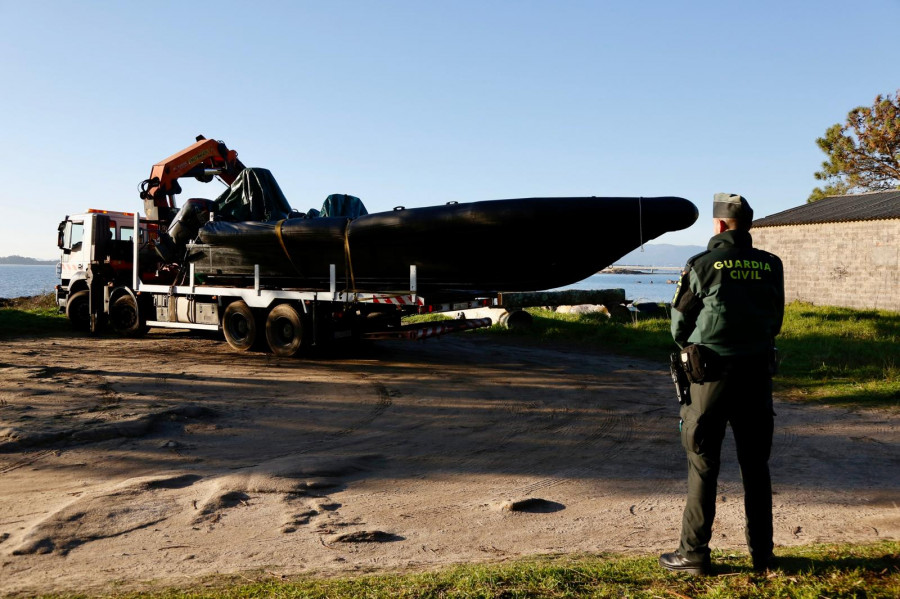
[66,289,91,331]
[222,301,258,352]
[265,303,304,357]
[110,294,148,337]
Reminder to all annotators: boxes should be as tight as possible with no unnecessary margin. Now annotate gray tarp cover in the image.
[214,168,294,222]
[214,169,367,222]
[319,194,367,218]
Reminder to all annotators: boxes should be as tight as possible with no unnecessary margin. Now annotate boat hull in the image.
[195,196,697,294]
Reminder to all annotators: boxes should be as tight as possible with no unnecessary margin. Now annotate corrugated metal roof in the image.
[752,190,900,228]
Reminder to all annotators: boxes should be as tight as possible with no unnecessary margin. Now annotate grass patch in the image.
[0,292,67,337]
[403,312,455,324]
[777,304,900,406]
[474,302,899,408]
[37,541,900,598]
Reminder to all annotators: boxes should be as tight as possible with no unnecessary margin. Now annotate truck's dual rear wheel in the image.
[265,304,305,357]
[222,301,258,352]
[222,301,305,357]
[110,295,148,336]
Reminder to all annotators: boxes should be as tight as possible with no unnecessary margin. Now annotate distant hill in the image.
[613,244,705,267]
[0,255,57,265]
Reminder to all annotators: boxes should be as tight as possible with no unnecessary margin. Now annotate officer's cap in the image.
[713,193,753,221]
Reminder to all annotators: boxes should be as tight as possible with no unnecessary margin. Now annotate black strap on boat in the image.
[638,196,644,252]
[274,219,303,277]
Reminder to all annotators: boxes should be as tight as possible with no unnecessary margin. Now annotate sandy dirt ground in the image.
[0,330,898,596]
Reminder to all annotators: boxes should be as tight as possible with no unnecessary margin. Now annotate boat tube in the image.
[181,169,698,294]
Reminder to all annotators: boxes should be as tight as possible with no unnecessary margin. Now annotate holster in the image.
[669,351,691,405]
[680,344,721,384]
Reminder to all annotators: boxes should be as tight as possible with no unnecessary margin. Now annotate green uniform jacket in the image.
[671,229,784,357]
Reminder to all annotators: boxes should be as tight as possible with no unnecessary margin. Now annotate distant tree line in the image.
[0,255,57,265]
[810,89,900,202]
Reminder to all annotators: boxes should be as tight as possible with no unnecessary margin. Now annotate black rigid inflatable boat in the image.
[172,168,698,295]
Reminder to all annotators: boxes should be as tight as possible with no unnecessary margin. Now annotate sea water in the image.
[0,264,59,298]
[557,271,680,304]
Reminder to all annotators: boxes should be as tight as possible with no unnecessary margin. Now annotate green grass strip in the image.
[33,541,900,598]
[0,292,67,337]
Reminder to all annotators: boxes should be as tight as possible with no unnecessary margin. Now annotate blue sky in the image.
[1,0,898,259]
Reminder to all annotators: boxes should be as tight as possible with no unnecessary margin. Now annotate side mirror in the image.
[57,219,67,249]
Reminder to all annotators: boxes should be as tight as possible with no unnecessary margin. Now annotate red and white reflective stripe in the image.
[410,324,449,339]
[371,295,424,306]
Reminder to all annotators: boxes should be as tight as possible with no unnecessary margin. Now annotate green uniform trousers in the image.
[678,354,774,562]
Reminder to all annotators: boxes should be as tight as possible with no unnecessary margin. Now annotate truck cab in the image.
[56,210,145,324]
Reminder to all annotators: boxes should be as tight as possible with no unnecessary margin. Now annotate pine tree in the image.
[810,90,900,202]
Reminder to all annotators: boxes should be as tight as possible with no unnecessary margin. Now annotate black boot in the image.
[659,551,711,575]
[752,554,776,573]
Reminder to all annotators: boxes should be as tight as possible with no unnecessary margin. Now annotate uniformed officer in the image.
[660,193,785,575]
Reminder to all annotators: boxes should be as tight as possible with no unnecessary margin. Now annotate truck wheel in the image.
[223,301,258,351]
[66,290,90,331]
[110,295,147,337]
[265,303,304,357]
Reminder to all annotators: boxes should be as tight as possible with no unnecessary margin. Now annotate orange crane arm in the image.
[139,135,245,223]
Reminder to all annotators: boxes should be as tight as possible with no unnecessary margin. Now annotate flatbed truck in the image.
[56,209,493,356]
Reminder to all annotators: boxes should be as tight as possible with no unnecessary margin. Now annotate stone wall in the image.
[751,219,900,311]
